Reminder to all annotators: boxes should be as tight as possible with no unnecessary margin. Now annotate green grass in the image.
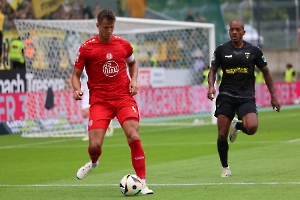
[0,106,300,200]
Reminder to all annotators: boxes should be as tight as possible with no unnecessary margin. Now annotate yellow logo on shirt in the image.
[226,67,248,74]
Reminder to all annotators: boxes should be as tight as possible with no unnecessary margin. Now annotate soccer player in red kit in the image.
[71,9,153,195]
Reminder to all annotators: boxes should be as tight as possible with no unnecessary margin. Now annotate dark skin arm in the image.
[207,66,218,100]
[260,66,281,112]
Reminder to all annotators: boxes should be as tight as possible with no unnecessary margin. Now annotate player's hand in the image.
[207,87,216,100]
[73,90,83,100]
[129,80,138,96]
[271,95,281,112]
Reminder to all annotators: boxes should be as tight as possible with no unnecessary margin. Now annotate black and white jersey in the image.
[211,41,267,98]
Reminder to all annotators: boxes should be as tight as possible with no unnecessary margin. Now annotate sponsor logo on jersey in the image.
[226,67,248,74]
[103,60,119,77]
[88,120,93,126]
[225,55,232,58]
[245,53,250,59]
[106,53,113,60]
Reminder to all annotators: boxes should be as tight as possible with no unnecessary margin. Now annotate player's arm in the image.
[127,54,138,96]
[72,68,84,100]
[260,66,281,112]
[292,71,296,82]
[207,66,218,100]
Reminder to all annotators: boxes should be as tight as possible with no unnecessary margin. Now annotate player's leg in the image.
[77,103,111,180]
[214,94,236,177]
[117,98,153,194]
[217,115,232,177]
[235,98,258,135]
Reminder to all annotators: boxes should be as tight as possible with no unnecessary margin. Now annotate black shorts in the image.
[214,94,257,120]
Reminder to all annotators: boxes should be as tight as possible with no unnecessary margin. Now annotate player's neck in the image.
[231,41,243,49]
[98,35,112,43]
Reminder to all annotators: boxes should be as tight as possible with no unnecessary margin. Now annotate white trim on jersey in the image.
[125,54,135,63]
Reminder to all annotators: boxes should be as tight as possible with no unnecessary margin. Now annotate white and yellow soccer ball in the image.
[119,174,142,196]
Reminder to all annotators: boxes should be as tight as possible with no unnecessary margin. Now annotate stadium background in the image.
[0,0,300,135]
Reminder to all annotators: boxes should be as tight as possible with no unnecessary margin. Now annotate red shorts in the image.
[88,97,140,130]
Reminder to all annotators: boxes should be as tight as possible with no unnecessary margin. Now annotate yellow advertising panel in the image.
[31,0,64,19]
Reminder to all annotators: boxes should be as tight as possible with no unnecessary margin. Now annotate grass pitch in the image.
[0,106,300,200]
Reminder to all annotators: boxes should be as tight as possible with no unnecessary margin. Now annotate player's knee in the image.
[126,130,140,142]
[245,125,257,135]
[218,132,228,141]
[89,141,102,150]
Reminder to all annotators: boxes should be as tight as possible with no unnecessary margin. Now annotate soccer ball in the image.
[119,174,142,196]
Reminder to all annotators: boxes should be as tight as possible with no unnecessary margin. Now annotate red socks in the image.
[129,139,146,179]
[88,146,102,163]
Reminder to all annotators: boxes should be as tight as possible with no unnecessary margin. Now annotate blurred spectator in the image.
[195,12,207,38]
[2,0,98,30]
[8,37,25,70]
[192,48,205,85]
[48,37,60,71]
[126,0,146,18]
[2,38,9,68]
[195,12,206,23]
[0,10,4,64]
[202,66,210,86]
[254,66,265,84]
[93,4,101,19]
[185,10,194,22]
[80,2,93,19]
[24,32,35,67]
[147,52,157,68]
[284,63,298,83]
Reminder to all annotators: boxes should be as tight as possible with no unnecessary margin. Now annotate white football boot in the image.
[221,166,231,177]
[229,118,239,143]
[76,161,98,180]
[140,185,154,195]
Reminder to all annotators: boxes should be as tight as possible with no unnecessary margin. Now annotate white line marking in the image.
[1,182,300,187]
[288,138,300,143]
[0,138,79,149]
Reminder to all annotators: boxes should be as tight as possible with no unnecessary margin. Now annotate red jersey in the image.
[74,35,133,104]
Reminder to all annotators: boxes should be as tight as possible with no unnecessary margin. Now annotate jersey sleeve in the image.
[254,47,267,69]
[124,40,134,59]
[74,45,86,70]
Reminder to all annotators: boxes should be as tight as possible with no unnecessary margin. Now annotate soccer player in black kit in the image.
[207,19,281,177]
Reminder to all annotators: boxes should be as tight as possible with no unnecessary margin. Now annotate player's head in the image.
[96,9,116,42]
[228,19,245,44]
[286,63,293,69]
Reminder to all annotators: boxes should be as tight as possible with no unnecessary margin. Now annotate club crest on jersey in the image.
[245,53,250,59]
[106,53,113,60]
[103,60,119,77]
